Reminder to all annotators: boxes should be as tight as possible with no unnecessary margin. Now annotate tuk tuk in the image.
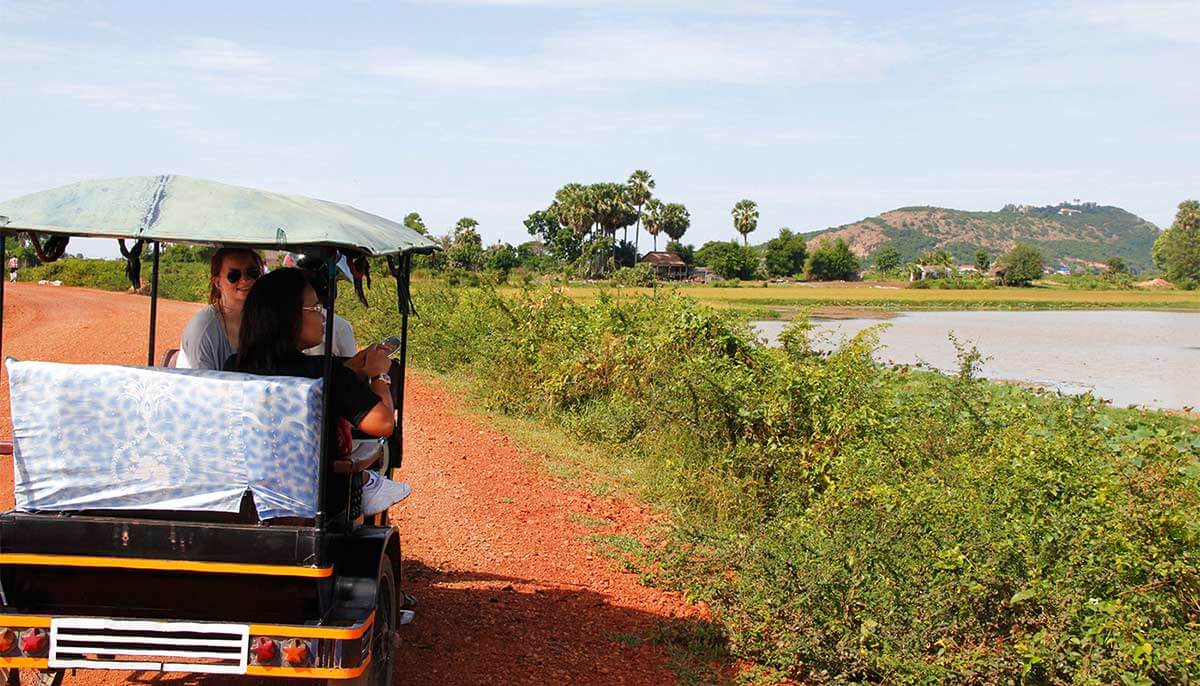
[0,175,440,684]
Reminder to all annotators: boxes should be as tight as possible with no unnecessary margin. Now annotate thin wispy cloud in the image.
[42,82,174,112]
[176,37,274,72]
[1079,1,1200,42]
[407,0,841,17]
[373,22,908,89]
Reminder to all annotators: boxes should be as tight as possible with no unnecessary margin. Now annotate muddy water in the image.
[753,311,1200,410]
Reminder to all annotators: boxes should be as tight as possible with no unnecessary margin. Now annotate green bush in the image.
[611,264,656,287]
[25,258,131,291]
[381,283,1200,684]
[696,241,759,280]
[807,238,860,281]
[24,258,209,302]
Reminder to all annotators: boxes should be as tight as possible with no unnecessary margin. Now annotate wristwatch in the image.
[369,373,392,385]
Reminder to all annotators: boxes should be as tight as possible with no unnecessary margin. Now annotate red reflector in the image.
[281,638,310,665]
[251,636,278,663]
[19,628,48,656]
[0,628,15,652]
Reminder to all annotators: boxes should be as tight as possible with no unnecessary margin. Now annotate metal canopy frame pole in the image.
[0,230,6,364]
[314,257,338,539]
[395,253,412,472]
[146,241,161,366]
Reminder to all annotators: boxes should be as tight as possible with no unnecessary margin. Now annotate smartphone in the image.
[378,335,403,356]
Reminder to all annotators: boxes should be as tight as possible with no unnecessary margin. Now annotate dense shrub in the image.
[807,238,860,281]
[381,284,1200,684]
[764,228,808,277]
[611,264,656,287]
[998,243,1045,286]
[24,258,209,301]
[696,241,759,280]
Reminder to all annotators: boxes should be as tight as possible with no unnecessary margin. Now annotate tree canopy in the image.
[873,245,901,273]
[697,240,758,280]
[974,249,991,272]
[732,199,759,246]
[764,228,808,277]
[666,240,695,265]
[447,217,484,271]
[662,203,691,242]
[1152,200,1200,287]
[525,208,582,262]
[806,239,860,281]
[643,198,665,251]
[403,212,427,235]
[997,243,1044,285]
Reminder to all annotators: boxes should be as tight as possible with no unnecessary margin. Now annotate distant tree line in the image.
[401,183,1200,288]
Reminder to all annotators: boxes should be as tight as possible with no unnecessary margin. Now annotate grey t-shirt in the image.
[180,305,234,370]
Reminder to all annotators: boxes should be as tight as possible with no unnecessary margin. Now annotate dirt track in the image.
[0,283,704,685]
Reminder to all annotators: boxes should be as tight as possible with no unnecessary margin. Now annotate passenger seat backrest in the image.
[5,359,324,519]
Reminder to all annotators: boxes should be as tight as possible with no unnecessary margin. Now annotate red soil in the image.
[0,283,706,685]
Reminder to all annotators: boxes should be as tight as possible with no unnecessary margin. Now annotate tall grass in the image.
[377,284,1199,684]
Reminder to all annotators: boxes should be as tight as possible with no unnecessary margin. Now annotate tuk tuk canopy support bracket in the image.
[147,241,161,367]
[385,253,415,471]
[28,233,70,263]
[118,239,145,291]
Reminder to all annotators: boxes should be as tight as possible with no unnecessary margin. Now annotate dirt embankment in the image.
[0,283,706,685]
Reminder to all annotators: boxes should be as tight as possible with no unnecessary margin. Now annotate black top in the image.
[225,351,382,516]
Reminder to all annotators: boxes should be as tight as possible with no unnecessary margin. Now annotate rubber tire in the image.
[368,558,397,686]
[331,556,397,686]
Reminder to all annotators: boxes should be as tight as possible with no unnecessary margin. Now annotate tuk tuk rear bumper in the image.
[0,611,374,680]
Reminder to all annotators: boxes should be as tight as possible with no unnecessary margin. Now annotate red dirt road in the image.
[0,284,705,685]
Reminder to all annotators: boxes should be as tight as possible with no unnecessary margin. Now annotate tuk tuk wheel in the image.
[332,555,397,686]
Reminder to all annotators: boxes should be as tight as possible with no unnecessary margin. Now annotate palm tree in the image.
[662,203,690,243]
[591,182,637,248]
[626,170,655,252]
[731,199,759,246]
[553,183,596,239]
[643,198,665,252]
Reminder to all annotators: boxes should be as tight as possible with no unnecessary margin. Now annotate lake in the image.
[753,311,1200,410]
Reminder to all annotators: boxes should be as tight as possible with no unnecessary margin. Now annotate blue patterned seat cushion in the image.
[6,359,323,519]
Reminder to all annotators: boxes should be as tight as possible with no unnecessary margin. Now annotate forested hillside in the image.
[803,203,1161,272]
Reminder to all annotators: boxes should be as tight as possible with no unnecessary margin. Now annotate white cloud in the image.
[41,82,173,112]
[372,22,907,89]
[0,0,55,23]
[1080,1,1200,42]
[176,37,273,72]
[406,0,840,17]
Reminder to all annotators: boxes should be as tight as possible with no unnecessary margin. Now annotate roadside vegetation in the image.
[9,239,1200,683]
[352,283,1200,685]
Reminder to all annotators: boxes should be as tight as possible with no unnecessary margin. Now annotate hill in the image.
[801,202,1161,272]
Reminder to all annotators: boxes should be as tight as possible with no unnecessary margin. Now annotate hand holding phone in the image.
[378,335,403,356]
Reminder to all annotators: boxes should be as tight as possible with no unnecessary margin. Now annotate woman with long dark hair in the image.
[229,267,408,516]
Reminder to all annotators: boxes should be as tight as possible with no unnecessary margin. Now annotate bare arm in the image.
[352,346,395,437]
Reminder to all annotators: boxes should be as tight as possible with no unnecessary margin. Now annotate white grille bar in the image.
[55,633,244,648]
[50,617,249,675]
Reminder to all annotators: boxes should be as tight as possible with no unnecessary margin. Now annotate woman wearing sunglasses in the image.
[178,247,266,370]
[229,267,410,517]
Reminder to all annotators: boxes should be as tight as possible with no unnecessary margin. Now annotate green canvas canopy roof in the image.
[0,175,440,256]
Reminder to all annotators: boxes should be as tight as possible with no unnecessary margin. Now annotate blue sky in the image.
[1,0,1197,257]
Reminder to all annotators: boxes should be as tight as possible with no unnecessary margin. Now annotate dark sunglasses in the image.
[224,267,262,284]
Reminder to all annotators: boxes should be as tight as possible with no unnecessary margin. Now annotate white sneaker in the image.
[362,471,412,516]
